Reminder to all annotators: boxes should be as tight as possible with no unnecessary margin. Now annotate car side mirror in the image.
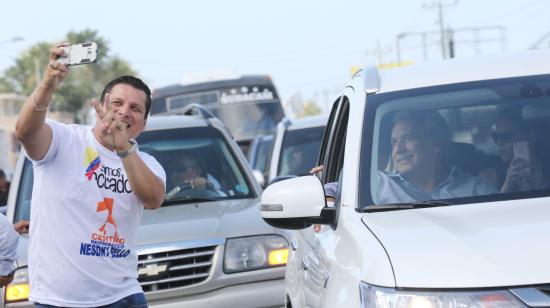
[260,175,335,230]
[252,169,265,188]
[267,175,295,187]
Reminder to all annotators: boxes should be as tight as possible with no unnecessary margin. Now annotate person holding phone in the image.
[480,107,550,193]
[15,42,166,308]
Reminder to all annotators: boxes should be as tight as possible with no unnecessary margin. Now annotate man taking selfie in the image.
[15,42,166,308]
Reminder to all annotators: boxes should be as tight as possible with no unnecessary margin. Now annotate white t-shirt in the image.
[28,120,166,307]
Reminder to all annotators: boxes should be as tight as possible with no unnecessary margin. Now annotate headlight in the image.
[5,267,30,303]
[224,235,288,273]
[360,283,527,308]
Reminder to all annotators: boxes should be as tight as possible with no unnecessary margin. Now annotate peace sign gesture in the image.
[91,93,131,153]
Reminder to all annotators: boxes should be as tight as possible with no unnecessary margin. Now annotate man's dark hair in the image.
[100,75,152,119]
[0,169,4,178]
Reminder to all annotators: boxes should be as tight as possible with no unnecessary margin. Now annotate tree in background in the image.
[0,29,137,123]
[296,100,322,118]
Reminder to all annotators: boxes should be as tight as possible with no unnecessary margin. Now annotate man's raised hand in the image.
[91,93,130,152]
[43,42,70,88]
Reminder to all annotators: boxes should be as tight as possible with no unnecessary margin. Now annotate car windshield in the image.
[278,126,325,176]
[163,85,284,141]
[249,136,273,173]
[138,127,254,204]
[208,102,284,140]
[361,74,550,209]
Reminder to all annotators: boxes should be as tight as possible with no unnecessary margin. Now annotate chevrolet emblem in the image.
[138,264,168,277]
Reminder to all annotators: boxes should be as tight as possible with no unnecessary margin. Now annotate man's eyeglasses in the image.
[491,130,523,144]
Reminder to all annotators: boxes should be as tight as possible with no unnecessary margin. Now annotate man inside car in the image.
[377,110,497,204]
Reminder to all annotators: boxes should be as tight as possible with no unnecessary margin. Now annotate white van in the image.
[260,50,550,307]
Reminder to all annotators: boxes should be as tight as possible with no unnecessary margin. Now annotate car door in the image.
[290,94,350,308]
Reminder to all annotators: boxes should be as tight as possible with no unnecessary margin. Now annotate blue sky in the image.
[0,0,548,112]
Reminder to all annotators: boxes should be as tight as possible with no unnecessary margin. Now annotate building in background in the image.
[0,93,71,178]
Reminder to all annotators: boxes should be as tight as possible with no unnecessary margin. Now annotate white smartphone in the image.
[513,141,530,161]
[57,42,98,66]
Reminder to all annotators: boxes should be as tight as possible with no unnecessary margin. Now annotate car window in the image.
[361,74,550,208]
[15,159,33,223]
[138,127,254,204]
[209,103,284,141]
[253,136,273,173]
[277,126,325,177]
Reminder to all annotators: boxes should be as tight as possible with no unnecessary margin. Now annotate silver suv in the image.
[3,112,288,307]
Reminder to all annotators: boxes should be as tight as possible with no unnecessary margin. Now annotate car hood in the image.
[362,198,550,288]
[138,198,274,246]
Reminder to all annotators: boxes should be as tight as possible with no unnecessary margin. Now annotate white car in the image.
[260,50,550,307]
[3,111,288,307]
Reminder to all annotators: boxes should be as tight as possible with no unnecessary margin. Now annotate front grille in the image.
[137,245,216,292]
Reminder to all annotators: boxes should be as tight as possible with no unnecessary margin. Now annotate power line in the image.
[422,0,458,59]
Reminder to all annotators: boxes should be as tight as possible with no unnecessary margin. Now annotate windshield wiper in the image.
[363,200,452,213]
[163,196,219,205]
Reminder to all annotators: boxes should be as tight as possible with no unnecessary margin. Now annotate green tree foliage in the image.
[0,29,137,122]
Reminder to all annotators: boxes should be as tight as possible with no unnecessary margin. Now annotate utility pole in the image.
[447,28,455,58]
[366,39,392,66]
[423,0,458,59]
[395,26,505,63]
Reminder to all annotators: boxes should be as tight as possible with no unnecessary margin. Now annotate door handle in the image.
[301,258,309,271]
[322,271,330,288]
[290,239,298,251]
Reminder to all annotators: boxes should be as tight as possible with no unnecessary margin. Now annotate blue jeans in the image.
[35,293,148,308]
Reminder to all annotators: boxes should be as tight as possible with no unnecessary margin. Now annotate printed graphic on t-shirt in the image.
[97,197,119,237]
[79,198,130,259]
[84,147,133,193]
[84,147,101,180]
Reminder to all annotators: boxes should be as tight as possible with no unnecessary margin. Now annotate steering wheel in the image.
[168,182,221,200]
